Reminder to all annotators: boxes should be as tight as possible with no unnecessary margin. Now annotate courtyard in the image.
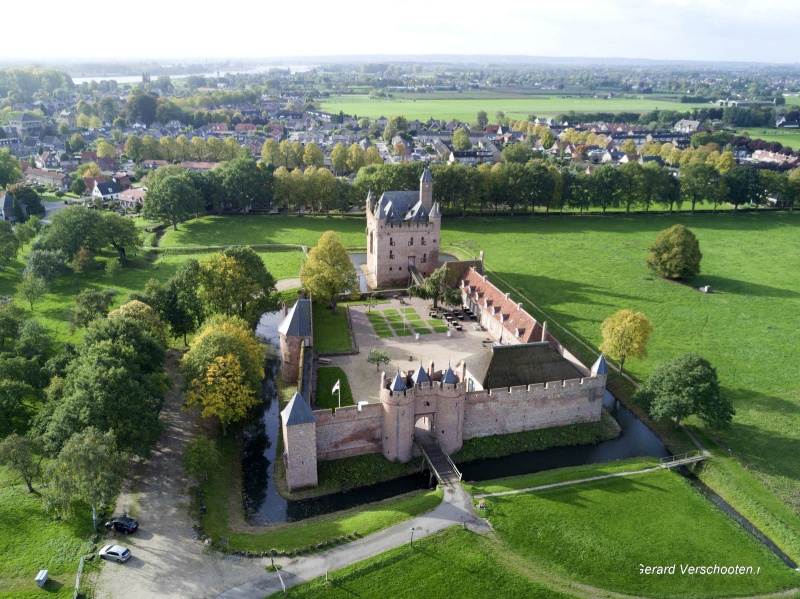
[325,296,515,405]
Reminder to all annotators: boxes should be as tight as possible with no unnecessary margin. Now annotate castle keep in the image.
[366,168,441,288]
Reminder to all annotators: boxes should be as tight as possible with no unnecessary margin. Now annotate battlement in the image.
[469,375,605,402]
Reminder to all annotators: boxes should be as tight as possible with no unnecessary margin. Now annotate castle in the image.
[277,170,610,492]
[365,168,441,289]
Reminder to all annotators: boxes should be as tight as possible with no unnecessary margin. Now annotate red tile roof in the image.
[461,268,544,343]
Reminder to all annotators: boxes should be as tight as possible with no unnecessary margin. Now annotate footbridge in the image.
[415,427,462,486]
[660,450,708,469]
[408,265,425,287]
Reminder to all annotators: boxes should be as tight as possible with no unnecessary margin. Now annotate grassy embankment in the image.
[439,212,800,561]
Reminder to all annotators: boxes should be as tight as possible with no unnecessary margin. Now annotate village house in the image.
[25,168,71,190]
[119,188,146,210]
[91,181,121,202]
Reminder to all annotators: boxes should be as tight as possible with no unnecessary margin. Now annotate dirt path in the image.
[92,351,267,599]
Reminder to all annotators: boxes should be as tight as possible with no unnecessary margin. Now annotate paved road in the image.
[41,199,70,223]
[93,352,267,599]
[215,484,486,599]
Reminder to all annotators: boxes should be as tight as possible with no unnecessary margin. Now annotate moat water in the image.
[241,310,669,525]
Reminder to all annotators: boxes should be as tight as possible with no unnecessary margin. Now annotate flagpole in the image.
[338,387,341,408]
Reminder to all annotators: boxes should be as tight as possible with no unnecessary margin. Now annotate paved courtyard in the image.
[326,297,495,404]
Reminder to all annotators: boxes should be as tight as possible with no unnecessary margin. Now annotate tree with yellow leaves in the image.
[600,309,653,377]
[184,354,258,435]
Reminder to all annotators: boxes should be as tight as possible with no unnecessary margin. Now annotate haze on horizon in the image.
[5,0,800,65]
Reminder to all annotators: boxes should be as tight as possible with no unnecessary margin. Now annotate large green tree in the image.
[0,433,44,494]
[0,220,20,265]
[599,309,653,376]
[16,272,48,310]
[0,148,22,187]
[408,264,461,309]
[142,173,202,230]
[299,231,358,313]
[636,354,735,428]
[46,427,126,530]
[125,92,158,125]
[646,224,702,280]
[33,206,103,257]
[100,212,142,263]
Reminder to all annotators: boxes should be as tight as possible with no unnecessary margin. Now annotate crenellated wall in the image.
[463,376,605,439]
[315,403,384,461]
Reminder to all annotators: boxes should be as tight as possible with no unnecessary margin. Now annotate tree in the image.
[620,139,637,155]
[476,110,488,129]
[347,143,365,173]
[636,354,735,428]
[725,166,762,211]
[109,300,168,349]
[181,314,265,402]
[198,247,276,324]
[261,138,281,166]
[125,92,158,125]
[17,272,48,310]
[452,129,472,151]
[0,220,20,264]
[184,354,258,435]
[599,309,653,376]
[73,288,116,328]
[330,143,348,175]
[13,216,40,248]
[70,248,95,276]
[646,224,702,280]
[0,148,22,187]
[124,135,143,162]
[46,427,126,530]
[100,212,142,264]
[0,434,44,494]
[365,146,383,166]
[367,347,391,371]
[0,301,25,349]
[303,142,324,168]
[68,133,86,153]
[182,436,219,484]
[217,150,271,213]
[143,173,202,230]
[680,162,722,213]
[34,206,103,258]
[23,249,70,281]
[299,231,358,313]
[96,140,115,158]
[408,264,461,309]
[6,184,43,216]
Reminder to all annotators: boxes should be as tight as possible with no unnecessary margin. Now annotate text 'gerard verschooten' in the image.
[639,564,761,575]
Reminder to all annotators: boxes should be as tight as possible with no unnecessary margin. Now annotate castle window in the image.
[399,267,403,271]
[389,251,395,259]
[389,267,393,271]
[421,237,426,245]
[408,237,413,246]
[389,237,395,246]
[421,254,426,263]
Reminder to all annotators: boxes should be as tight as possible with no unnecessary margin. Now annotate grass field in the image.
[274,527,576,599]
[438,212,800,561]
[315,367,354,409]
[487,469,800,597]
[312,302,354,353]
[739,127,800,150]
[320,93,711,122]
[0,467,96,599]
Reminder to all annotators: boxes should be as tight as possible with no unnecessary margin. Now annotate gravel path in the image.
[93,351,267,599]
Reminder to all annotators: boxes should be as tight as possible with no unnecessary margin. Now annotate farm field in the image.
[739,127,800,150]
[320,93,710,122]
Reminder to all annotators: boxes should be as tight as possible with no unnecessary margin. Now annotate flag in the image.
[332,380,340,394]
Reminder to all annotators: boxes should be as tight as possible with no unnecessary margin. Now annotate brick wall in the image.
[315,403,384,461]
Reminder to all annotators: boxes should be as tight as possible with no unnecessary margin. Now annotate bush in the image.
[646,224,702,280]
[55,191,65,198]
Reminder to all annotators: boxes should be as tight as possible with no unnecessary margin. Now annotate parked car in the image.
[105,516,138,534]
[99,545,131,563]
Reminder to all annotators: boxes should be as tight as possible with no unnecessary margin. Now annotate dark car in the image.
[105,516,138,534]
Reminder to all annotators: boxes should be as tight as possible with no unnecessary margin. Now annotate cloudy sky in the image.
[6,0,799,64]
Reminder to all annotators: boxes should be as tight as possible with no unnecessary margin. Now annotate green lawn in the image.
[274,527,576,599]
[486,469,800,597]
[320,93,710,122]
[315,367,354,409]
[311,303,353,354]
[159,215,366,248]
[0,467,96,599]
[738,127,800,150]
[440,213,800,534]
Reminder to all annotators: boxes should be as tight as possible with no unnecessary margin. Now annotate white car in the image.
[99,544,131,563]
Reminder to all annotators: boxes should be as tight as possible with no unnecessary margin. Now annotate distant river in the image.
[71,64,316,85]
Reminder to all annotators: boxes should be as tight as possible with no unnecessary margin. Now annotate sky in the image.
[5,0,800,65]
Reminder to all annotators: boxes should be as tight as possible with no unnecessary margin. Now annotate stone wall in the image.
[369,220,440,288]
[315,403,384,461]
[463,376,605,440]
[280,333,307,383]
[282,419,318,491]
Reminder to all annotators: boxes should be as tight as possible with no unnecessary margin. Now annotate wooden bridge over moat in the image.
[659,450,707,469]
[415,427,462,487]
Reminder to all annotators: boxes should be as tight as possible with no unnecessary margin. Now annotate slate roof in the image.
[411,364,430,385]
[442,365,458,385]
[278,299,312,337]
[390,372,407,392]
[281,392,316,426]
[373,191,430,224]
[420,167,433,182]
[468,343,582,389]
[95,181,120,196]
[592,354,609,375]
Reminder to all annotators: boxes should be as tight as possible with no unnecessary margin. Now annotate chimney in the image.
[517,302,523,309]
[541,321,548,343]
[282,301,287,318]
[428,360,435,379]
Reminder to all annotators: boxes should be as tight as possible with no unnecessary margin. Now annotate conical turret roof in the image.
[281,392,316,426]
